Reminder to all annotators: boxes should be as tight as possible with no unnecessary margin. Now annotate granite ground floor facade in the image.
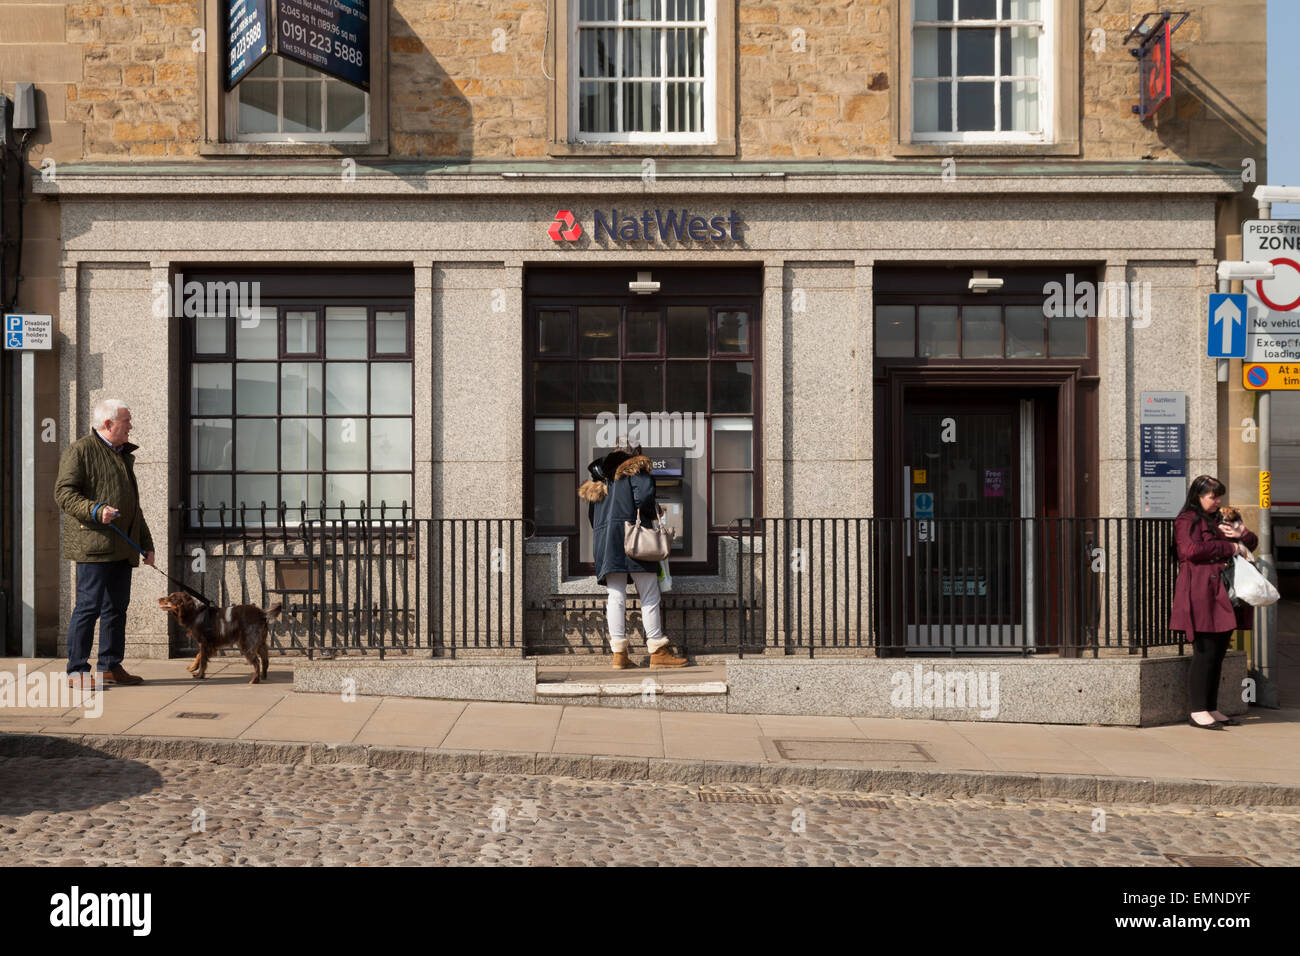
[11,165,1245,658]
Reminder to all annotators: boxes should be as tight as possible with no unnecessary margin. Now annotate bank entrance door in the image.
[901,393,1035,649]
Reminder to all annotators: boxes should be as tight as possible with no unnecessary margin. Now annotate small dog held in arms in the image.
[1218,506,1242,525]
[157,592,281,683]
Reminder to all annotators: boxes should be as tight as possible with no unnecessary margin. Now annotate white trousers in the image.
[605,572,668,654]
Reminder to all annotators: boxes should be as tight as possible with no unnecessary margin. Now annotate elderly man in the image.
[54,399,154,686]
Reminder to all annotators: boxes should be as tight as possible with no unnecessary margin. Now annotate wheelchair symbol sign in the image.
[5,332,22,349]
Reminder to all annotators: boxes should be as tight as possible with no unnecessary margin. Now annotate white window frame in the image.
[568,0,717,145]
[226,56,371,144]
[910,0,1054,145]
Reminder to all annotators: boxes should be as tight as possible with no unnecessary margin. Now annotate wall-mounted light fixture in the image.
[629,271,660,295]
[968,269,1003,294]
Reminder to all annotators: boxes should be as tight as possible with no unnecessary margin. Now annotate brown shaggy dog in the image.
[157,592,281,684]
[1218,506,1242,525]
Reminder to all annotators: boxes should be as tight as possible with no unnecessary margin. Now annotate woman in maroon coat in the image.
[1169,475,1257,730]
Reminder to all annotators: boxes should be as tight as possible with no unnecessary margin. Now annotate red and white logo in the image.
[548,210,582,242]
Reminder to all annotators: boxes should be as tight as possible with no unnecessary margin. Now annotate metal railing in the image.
[731,517,1181,657]
[169,504,531,658]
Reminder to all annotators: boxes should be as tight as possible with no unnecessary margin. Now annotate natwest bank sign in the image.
[548,208,743,244]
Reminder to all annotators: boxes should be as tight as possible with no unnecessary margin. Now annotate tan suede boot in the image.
[612,650,637,669]
[649,644,689,668]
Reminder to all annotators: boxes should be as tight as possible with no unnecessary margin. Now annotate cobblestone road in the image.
[1,757,1297,866]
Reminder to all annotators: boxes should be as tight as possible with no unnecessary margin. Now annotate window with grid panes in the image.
[573,0,714,143]
[912,0,1051,142]
[187,304,412,524]
[232,55,368,142]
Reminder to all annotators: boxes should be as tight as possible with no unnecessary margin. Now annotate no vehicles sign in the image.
[1243,220,1300,363]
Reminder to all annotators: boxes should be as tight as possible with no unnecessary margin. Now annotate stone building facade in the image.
[0,0,1270,658]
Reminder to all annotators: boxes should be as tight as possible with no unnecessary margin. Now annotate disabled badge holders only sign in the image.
[3,314,53,350]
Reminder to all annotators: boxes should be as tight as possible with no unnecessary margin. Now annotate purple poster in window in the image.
[983,468,1005,497]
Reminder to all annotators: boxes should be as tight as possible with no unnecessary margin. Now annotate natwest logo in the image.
[548,210,582,241]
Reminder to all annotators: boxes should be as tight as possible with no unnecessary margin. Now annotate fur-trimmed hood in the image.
[578,452,653,502]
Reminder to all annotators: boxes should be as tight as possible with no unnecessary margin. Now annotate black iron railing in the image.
[731,517,1181,657]
[169,504,531,658]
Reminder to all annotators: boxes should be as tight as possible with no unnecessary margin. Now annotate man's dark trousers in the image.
[67,559,132,674]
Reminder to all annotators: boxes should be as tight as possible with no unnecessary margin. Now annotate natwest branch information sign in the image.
[277,0,370,92]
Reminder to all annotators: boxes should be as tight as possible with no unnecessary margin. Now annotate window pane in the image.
[913,82,952,132]
[326,418,368,470]
[195,315,227,354]
[579,82,618,132]
[192,364,232,415]
[712,362,753,413]
[579,28,617,78]
[918,306,959,358]
[959,0,997,19]
[370,474,412,509]
[666,28,703,77]
[375,311,408,354]
[579,362,619,415]
[580,0,616,20]
[876,306,916,357]
[238,81,278,133]
[281,418,323,471]
[236,309,277,358]
[326,80,366,133]
[285,311,317,353]
[1006,306,1046,358]
[191,418,232,471]
[623,0,659,19]
[535,420,575,469]
[1001,80,1038,132]
[326,306,368,358]
[538,311,572,353]
[281,362,323,414]
[713,473,753,527]
[1049,312,1088,357]
[913,27,951,77]
[324,472,367,507]
[667,81,704,133]
[1002,0,1040,19]
[283,58,312,78]
[957,28,995,75]
[667,306,708,356]
[371,418,413,471]
[191,474,232,509]
[622,28,661,77]
[282,473,324,510]
[326,362,367,414]
[534,362,575,413]
[627,310,659,353]
[235,363,278,414]
[962,305,1001,358]
[371,363,412,414]
[957,81,995,130]
[236,474,278,509]
[665,361,707,412]
[715,311,749,352]
[535,474,577,527]
[578,306,619,357]
[1001,26,1039,77]
[712,419,752,469]
[622,362,662,412]
[235,418,277,471]
[622,81,661,132]
[916,0,953,19]
[283,80,323,133]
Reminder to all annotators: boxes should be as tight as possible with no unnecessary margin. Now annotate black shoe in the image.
[1215,716,1241,726]
[1188,716,1223,730]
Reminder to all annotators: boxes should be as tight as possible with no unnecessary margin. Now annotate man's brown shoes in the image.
[101,666,143,685]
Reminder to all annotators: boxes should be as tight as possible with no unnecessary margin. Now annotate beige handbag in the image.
[624,515,675,562]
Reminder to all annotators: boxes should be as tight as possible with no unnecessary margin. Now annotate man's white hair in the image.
[92,398,130,429]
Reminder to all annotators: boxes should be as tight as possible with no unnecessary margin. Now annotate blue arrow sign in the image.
[1208,293,1247,358]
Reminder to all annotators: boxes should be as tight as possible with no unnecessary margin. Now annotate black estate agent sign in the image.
[226,0,369,92]
[276,0,370,92]
[226,0,270,89]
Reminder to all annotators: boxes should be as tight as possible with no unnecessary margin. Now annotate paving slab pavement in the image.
[3,657,1300,804]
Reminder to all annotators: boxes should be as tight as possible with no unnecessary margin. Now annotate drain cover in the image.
[764,738,934,764]
[174,712,221,720]
[698,792,784,805]
[837,797,890,809]
[1165,854,1260,867]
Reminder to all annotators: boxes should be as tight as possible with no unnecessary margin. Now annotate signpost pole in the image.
[1250,205,1278,709]
[20,350,34,657]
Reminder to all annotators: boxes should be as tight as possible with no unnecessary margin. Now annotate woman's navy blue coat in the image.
[578,453,659,586]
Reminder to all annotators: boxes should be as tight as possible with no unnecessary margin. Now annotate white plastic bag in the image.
[657,558,673,593]
[1231,554,1280,607]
